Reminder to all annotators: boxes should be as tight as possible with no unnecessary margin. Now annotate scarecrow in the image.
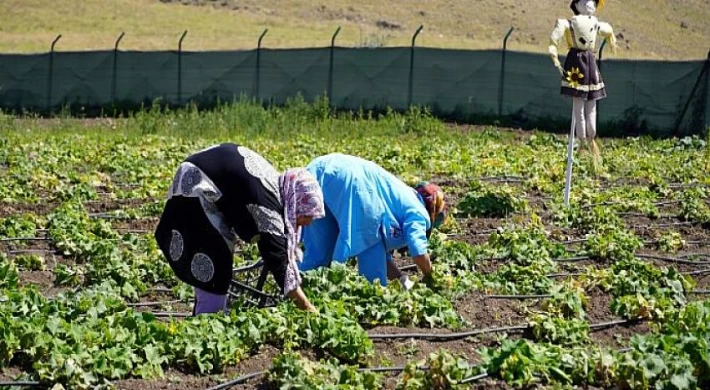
[549,0,617,202]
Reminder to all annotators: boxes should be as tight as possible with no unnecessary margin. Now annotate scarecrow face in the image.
[575,0,596,16]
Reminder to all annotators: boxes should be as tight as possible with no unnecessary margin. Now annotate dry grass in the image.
[0,0,708,59]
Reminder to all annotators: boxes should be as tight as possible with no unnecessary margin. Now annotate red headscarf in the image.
[414,182,447,229]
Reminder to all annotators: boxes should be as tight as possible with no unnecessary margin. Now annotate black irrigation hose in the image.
[151,287,173,293]
[581,201,623,209]
[0,237,50,242]
[149,312,191,318]
[358,365,410,373]
[476,175,525,181]
[588,319,641,330]
[205,365,439,390]
[561,238,588,245]
[485,294,552,300]
[205,370,267,390]
[636,253,710,265]
[460,372,490,384]
[7,249,57,255]
[679,253,710,259]
[554,256,591,263]
[654,200,682,206]
[651,222,695,228]
[369,318,642,342]
[399,264,418,272]
[127,299,187,307]
[689,290,710,295]
[684,268,710,276]
[368,324,529,341]
[547,272,584,278]
[0,381,42,387]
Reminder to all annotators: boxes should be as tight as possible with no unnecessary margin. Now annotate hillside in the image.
[0,0,708,59]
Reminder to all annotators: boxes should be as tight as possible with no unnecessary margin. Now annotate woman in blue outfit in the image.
[299,153,448,288]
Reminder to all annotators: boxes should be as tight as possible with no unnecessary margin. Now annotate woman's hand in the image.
[286,287,317,312]
[412,253,433,277]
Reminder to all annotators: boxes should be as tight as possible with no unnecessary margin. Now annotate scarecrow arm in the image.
[598,22,618,55]
[549,19,569,77]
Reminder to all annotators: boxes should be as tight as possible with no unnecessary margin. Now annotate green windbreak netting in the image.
[0,47,707,135]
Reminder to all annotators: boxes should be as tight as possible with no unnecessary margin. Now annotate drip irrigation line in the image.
[0,381,42,387]
[0,237,50,242]
[368,318,643,342]
[485,294,552,300]
[684,268,710,276]
[149,312,191,318]
[127,299,188,307]
[399,264,418,272]
[548,267,710,279]
[205,365,436,390]
[650,222,695,228]
[476,175,525,181]
[588,319,640,330]
[7,249,58,255]
[678,253,710,259]
[358,365,421,373]
[368,324,528,341]
[689,290,710,295]
[619,212,677,219]
[668,183,710,189]
[581,201,623,210]
[654,200,682,206]
[554,256,591,263]
[460,372,489,384]
[686,241,710,246]
[636,253,710,265]
[561,238,588,245]
[205,370,267,390]
[547,272,584,278]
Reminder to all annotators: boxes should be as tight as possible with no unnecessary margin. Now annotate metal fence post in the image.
[111,32,125,105]
[255,29,268,101]
[46,34,62,112]
[673,48,710,136]
[595,39,607,118]
[177,30,188,105]
[497,27,514,117]
[407,25,424,108]
[328,26,341,105]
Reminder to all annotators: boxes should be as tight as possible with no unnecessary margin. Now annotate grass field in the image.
[1,102,710,388]
[1,0,709,59]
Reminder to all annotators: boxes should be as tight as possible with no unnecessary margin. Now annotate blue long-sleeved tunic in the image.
[300,153,430,285]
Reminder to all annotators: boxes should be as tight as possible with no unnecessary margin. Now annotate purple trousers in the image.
[193,287,228,315]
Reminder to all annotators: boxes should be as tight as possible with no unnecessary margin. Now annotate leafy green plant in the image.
[0,214,37,238]
[268,352,382,389]
[458,183,527,218]
[396,350,479,390]
[583,228,642,261]
[600,259,694,320]
[480,339,616,387]
[0,260,19,289]
[541,281,588,319]
[528,314,591,346]
[301,265,463,329]
[53,264,82,287]
[655,231,686,253]
[13,254,46,271]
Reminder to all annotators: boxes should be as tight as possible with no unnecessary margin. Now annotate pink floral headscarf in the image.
[279,168,325,272]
